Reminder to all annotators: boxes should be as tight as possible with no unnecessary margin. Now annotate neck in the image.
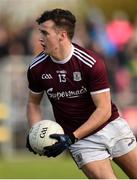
[51,41,72,61]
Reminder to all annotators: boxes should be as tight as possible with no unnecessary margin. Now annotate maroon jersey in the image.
[27,43,119,134]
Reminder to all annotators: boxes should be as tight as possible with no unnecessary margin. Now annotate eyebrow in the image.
[39,29,48,34]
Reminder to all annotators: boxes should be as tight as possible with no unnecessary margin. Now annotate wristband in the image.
[69,133,78,144]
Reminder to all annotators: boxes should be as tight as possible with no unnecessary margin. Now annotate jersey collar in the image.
[50,44,74,64]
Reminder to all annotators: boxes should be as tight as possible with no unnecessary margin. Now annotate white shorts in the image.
[69,117,137,168]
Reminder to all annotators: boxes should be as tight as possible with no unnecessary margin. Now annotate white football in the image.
[29,120,64,155]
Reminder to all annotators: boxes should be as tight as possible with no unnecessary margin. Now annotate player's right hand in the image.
[26,135,37,155]
[43,133,78,157]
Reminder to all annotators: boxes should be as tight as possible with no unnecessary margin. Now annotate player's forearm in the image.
[27,102,42,127]
[73,107,111,140]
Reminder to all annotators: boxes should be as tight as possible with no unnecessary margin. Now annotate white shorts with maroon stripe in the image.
[69,117,137,168]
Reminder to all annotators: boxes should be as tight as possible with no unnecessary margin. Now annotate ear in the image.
[59,31,67,42]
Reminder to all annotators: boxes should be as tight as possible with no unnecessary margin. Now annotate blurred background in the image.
[0,0,137,178]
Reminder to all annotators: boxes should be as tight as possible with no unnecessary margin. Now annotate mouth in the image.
[41,43,46,50]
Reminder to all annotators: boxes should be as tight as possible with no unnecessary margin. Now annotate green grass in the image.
[0,153,128,179]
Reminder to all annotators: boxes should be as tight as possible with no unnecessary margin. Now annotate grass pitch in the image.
[0,153,128,179]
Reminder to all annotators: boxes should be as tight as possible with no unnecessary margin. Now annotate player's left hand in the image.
[43,133,77,157]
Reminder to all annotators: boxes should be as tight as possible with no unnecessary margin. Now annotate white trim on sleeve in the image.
[90,88,110,95]
[29,89,44,94]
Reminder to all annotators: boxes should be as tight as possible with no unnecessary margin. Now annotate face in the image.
[38,20,61,55]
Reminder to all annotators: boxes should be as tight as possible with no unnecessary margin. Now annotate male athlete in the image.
[26,9,137,179]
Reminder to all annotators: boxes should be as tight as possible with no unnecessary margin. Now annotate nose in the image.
[39,33,45,42]
[39,39,45,49]
[39,39,45,46]
[39,38,44,43]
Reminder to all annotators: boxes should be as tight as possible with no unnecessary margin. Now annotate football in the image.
[29,120,64,155]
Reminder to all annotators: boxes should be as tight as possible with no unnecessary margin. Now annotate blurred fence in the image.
[0,56,137,157]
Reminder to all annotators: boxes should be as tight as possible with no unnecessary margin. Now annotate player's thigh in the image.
[81,158,117,179]
[114,146,137,179]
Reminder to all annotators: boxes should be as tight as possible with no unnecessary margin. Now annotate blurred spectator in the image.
[0,20,35,57]
[125,15,137,93]
[107,11,133,52]
[127,49,137,93]
[85,7,117,58]
[8,40,25,55]
[115,68,132,93]
[106,11,133,67]
[122,107,137,137]
[73,20,89,47]
[114,67,134,107]
[0,25,9,58]
[129,15,137,57]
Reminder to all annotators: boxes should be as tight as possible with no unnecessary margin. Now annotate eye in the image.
[40,30,48,36]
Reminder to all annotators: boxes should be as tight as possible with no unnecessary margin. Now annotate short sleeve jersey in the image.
[27,43,119,134]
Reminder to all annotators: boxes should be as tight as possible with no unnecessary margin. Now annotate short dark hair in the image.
[36,8,76,39]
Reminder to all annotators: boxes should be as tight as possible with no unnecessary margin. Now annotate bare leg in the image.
[114,146,137,179]
[81,158,117,179]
